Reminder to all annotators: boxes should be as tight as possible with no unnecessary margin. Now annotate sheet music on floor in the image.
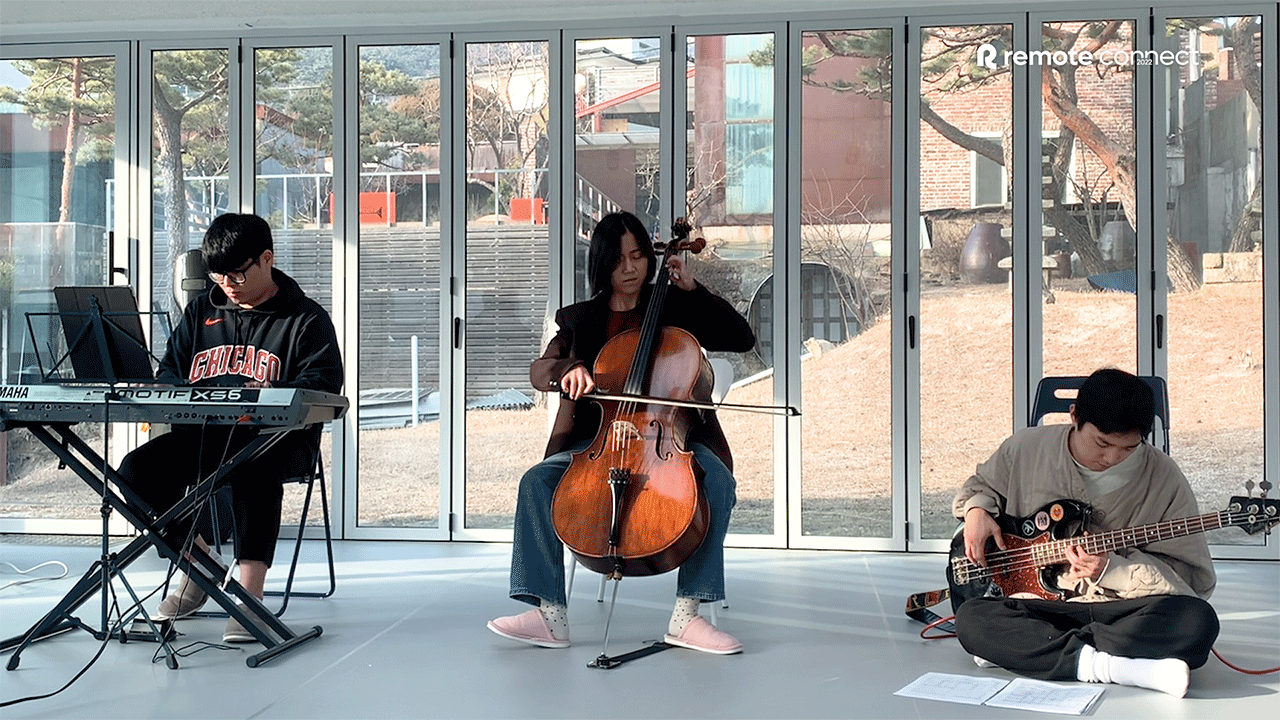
[893,673,1009,706]
[986,678,1106,715]
[895,672,1105,715]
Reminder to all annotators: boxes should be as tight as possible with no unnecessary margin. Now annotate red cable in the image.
[920,615,957,640]
[1213,648,1280,675]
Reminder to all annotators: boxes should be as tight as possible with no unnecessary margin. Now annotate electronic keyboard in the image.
[0,384,348,428]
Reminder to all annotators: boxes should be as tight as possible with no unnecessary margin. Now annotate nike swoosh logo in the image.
[204,318,224,326]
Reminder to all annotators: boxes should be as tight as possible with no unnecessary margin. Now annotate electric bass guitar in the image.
[946,495,1280,613]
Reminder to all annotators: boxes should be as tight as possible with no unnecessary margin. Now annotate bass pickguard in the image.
[946,499,1091,614]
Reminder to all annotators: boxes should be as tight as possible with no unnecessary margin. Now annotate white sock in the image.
[669,596,701,636]
[1077,645,1189,697]
[537,600,569,641]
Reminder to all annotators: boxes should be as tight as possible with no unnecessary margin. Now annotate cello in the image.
[551,218,713,582]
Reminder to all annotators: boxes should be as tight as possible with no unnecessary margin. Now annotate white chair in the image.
[708,357,733,407]
[564,357,735,621]
[566,550,720,624]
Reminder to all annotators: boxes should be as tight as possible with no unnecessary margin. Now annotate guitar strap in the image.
[906,520,960,634]
[905,587,955,634]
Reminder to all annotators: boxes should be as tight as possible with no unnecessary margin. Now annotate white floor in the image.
[0,537,1276,720]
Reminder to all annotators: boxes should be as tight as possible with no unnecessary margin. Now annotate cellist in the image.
[487,211,755,654]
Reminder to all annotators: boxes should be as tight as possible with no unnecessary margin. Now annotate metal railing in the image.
[111,168,621,238]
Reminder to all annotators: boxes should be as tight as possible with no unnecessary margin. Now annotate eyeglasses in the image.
[207,255,261,286]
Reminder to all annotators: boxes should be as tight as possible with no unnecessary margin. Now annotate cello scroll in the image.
[655,217,707,256]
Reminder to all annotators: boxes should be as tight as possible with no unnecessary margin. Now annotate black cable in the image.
[0,580,166,707]
[0,609,117,708]
[1,417,236,707]
[158,416,243,606]
[157,418,216,601]
[154,639,240,664]
[205,418,247,558]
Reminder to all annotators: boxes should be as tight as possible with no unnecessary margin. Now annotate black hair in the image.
[201,213,274,273]
[586,211,656,298]
[1074,367,1155,437]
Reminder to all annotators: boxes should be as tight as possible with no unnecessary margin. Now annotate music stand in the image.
[16,286,180,667]
[47,286,160,384]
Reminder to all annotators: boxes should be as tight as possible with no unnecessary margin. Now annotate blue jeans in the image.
[509,441,736,607]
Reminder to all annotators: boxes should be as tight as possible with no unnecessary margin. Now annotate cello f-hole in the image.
[648,419,673,461]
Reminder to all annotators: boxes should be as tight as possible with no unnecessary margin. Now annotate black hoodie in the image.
[158,268,343,394]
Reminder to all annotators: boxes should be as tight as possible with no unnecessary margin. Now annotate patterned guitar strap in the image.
[904,587,955,634]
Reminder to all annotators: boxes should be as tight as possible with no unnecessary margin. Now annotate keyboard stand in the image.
[0,421,323,669]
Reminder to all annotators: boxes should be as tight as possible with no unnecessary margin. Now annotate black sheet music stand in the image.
[23,286,165,384]
[10,287,179,666]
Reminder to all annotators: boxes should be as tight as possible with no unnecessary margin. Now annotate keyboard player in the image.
[116,213,343,643]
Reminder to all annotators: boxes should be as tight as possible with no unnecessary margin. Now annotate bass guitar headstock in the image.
[1227,495,1280,536]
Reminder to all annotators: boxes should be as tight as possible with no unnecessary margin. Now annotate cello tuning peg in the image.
[671,217,693,239]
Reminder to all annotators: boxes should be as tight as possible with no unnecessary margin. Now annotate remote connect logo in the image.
[977,42,1193,69]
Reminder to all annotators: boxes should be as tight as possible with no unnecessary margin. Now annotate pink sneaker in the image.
[487,609,570,649]
[664,616,742,655]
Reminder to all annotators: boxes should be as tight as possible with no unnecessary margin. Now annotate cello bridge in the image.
[609,420,642,450]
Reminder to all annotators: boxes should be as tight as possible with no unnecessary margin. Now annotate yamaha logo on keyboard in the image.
[0,385,30,399]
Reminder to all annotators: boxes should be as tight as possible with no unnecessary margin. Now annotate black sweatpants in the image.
[956,595,1220,680]
[116,425,313,566]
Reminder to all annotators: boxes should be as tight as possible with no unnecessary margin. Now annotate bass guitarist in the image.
[952,368,1218,697]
